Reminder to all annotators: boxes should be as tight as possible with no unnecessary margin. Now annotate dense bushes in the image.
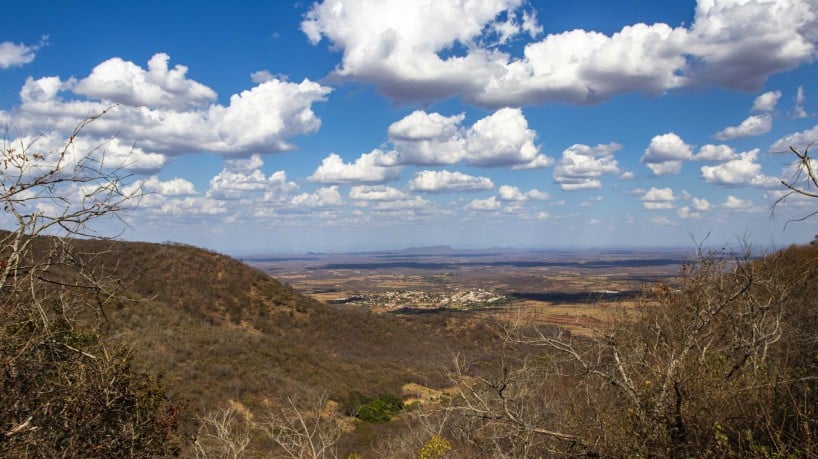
[0,318,181,457]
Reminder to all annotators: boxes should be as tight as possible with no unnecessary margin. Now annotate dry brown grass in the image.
[499,300,617,336]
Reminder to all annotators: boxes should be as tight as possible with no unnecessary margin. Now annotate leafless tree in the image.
[1,107,138,323]
[193,405,252,459]
[261,390,343,459]
[775,145,818,225]
[0,111,180,457]
[445,325,591,458]
[443,242,816,457]
[370,402,455,458]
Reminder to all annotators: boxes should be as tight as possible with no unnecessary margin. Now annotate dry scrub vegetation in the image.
[2,114,817,458]
[67,237,505,454]
[0,113,182,456]
[100,237,816,458]
[433,244,818,457]
[0,113,501,456]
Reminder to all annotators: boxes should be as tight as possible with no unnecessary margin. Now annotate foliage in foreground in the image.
[4,110,817,457]
[1,113,181,457]
[189,244,818,458]
[1,312,181,457]
[439,243,818,458]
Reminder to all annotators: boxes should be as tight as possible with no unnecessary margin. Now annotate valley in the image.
[245,246,688,333]
[6,233,817,458]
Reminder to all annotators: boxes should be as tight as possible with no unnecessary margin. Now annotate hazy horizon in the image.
[2,0,817,253]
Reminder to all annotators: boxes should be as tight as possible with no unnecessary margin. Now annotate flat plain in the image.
[245,246,689,334]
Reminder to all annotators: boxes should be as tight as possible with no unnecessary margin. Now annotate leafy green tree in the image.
[355,393,404,424]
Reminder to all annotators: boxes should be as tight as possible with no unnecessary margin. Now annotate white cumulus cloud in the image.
[250,70,278,84]
[714,114,772,140]
[408,170,494,193]
[641,187,676,210]
[1,54,332,158]
[208,154,298,201]
[691,197,712,211]
[141,176,197,196]
[466,196,502,211]
[463,107,548,167]
[156,197,228,216]
[677,206,701,219]
[792,85,809,118]
[770,125,818,152]
[349,185,414,202]
[700,149,779,187]
[677,195,712,219]
[3,131,166,175]
[722,195,758,211]
[686,0,818,91]
[751,90,782,112]
[291,186,343,208]
[641,133,693,176]
[0,39,42,69]
[388,111,466,165]
[553,143,622,191]
[301,0,528,104]
[74,53,217,110]
[308,150,401,184]
[696,144,737,161]
[387,108,551,168]
[302,0,818,107]
[498,185,548,201]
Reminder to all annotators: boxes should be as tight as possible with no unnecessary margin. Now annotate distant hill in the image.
[60,238,500,431]
[390,245,456,255]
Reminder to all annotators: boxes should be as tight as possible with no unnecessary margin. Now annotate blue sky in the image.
[2,0,818,254]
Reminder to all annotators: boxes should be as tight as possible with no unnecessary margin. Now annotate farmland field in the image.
[245,246,688,333]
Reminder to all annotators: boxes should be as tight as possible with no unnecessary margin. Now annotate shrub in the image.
[355,393,404,424]
[1,321,181,457]
[418,434,451,459]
